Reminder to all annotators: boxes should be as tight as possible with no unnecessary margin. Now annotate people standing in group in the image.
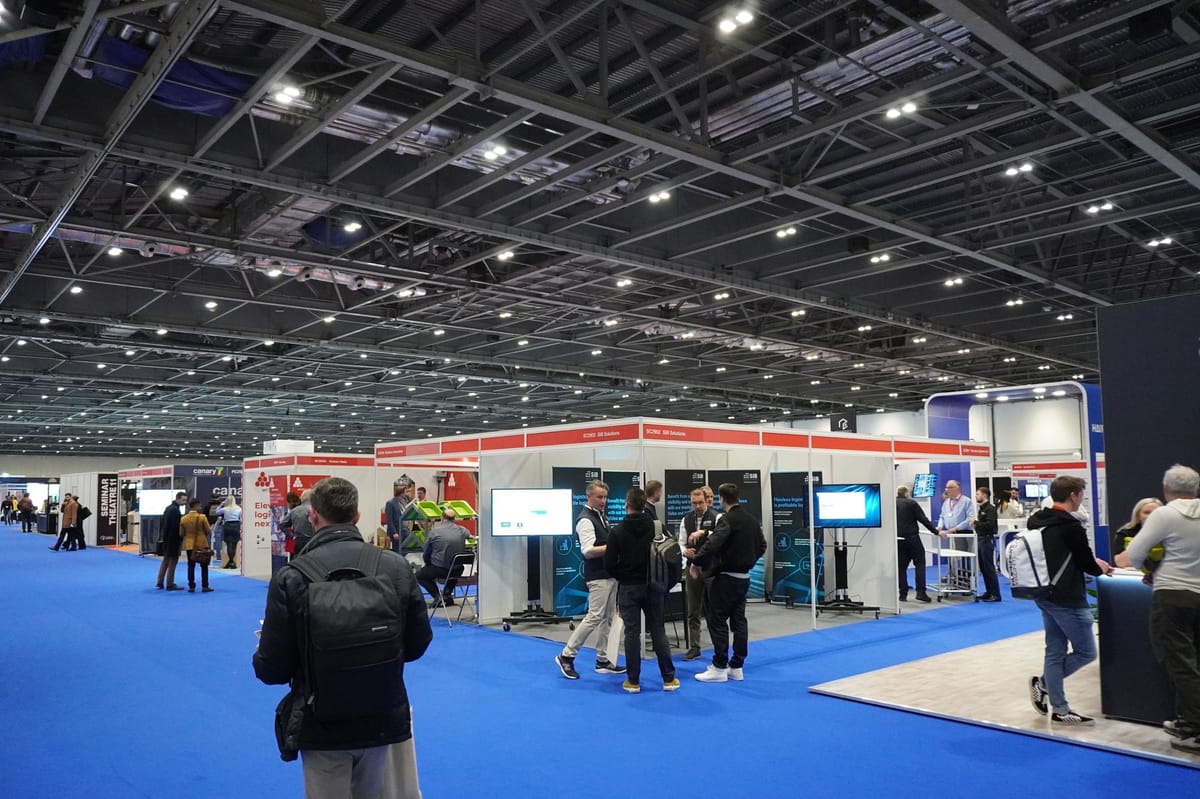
[997,491,1025,519]
[156,492,187,591]
[385,480,414,554]
[896,486,939,602]
[253,477,432,798]
[691,483,766,683]
[50,493,78,551]
[216,495,242,569]
[974,487,1001,602]
[1112,497,1163,557]
[415,508,471,608]
[1026,475,1111,726]
[643,479,663,521]
[555,480,625,680]
[18,493,35,532]
[680,487,718,659]
[605,487,679,693]
[181,499,214,593]
[1116,464,1200,753]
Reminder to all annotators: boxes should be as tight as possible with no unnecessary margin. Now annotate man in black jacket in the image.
[253,477,432,796]
[691,483,766,683]
[155,492,187,590]
[896,486,939,602]
[974,487,1002,602]
[604,487,679,693]
[1026,475,1111,726]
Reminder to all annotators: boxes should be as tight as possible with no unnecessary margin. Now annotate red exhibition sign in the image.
[960,444,992,458]
[761,432,810,449]
[642,423,761,446]
[811,435,892,453]
[481,434,525,451]
[525,423,640,448]
[440,438,481,454]
[296,455,375,467]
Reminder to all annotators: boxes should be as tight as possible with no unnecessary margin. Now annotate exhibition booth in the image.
[59,471,120,547]
[374,418,993,628]
[117,464,243,553]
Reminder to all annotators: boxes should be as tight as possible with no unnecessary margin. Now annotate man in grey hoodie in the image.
[1117,463,1200,753]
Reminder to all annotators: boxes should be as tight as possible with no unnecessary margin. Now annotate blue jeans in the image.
[1035,598,1097,713]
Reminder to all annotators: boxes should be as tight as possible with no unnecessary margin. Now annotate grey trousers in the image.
[562,577,617,662]
[301,745,389,799]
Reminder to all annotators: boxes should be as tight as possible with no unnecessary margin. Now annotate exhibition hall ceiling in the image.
[0,0,1197,460]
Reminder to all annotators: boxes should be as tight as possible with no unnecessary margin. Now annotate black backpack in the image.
[78,505,92,522]
[649,521,683,589]
[290,545,406,722]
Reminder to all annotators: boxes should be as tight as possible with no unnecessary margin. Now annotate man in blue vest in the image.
[555,480,625,680]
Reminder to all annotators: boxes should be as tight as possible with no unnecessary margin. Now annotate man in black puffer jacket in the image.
[254,477,432,797]
[691,482,766,684]
[604,487,679,694]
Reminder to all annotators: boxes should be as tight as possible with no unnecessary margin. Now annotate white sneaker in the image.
[728,667,744,681]
[694,665,729,683]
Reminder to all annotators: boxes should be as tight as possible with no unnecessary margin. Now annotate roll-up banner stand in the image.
[708,469,764,598]
[96,473,119,546]
[770,471,823,604]
[664,469,706,532]
[551,467,601,617]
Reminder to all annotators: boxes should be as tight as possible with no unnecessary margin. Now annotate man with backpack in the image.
[253,477,432,797]
[604,487,680,694]
[691,483,766,683]
[1025,475,1111,725]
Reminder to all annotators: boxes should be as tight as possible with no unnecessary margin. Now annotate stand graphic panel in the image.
[602,471,641,526]
[551,467,601,617]
[96,473,119,546]
[665,469,706,532]
[769,471,823,603]
[708,469,764,597]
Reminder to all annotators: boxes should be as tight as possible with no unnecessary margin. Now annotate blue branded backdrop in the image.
[551,467,602,617]
[707,469,764,598]
[770,471,823,603]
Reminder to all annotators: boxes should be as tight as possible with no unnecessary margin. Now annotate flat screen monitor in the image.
[138,489,178,515]
[1024,483,1049,499]
[911,473,937,499]
[814,483,882,528]
[491,488,574,537]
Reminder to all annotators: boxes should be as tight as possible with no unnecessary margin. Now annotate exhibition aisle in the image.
[0,528,1192,799]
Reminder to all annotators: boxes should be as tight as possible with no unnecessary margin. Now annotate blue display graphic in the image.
[911,473,937,499]
[814,483,882,528]
[551,467,602,617]
[770,471,824,603]
[602,471,641,527]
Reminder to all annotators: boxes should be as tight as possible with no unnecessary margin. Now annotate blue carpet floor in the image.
[2,523,1194,798]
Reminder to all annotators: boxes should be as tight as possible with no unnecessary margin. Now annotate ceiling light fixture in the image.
[482,143,507,161]
[323,315,336,323]
[857,324,873,332]
[342,220,362,233]
[168,186,188,201]
[790,309,806,317]
[1056,313,1074,321]
[869,253,891,263]
[38,317,49,325]
[69,285,83,294]
[266,268,283,278]
[433,328,445,336]
[647,190,671,203]
[912,336,927,344]
[107,246,122,257]
[616,278,632,288]
[1148,237,1173,247]
[943,277,964,287]
[1005,298,1025,307]
[497,250,514,261]
[204,301,218,310]
[713,291,731,300]
[774,226,797,238]
[517,339,529,346]
[156,328,168,336]
[1052,389,1067,397]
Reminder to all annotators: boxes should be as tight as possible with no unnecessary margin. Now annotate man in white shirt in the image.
[554,480,625,680]
[937,480,975,588]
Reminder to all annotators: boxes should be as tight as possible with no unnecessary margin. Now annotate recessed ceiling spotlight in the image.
[616,278,633,288]
[869,253,891,263]
[498,311,513,318]
[943,277,964,287]
[1038,364,1052,371]
[1052,389,1067,397]
[1100,201,1114,211]
[433,328,445,336]
[647,190,671,203]
[1004,166,1019,177]
[168,186,188,201]
[790,309,806,317]
[497,250,514,261]
[156,328,168,336]
[482,143,507,161]
[1056,313,1074,321]
[107,246,122,257]
[805,354,819,361]
[124,349,135,357]
[267,268,283,278]
[658,358,670,365]
[850,386,861,391]
[263,340,275,346]
[857,325,873,332]
[901,101,917,114]
[96,363,106,369]
[69,285,83,294]
[1148,237,1173,247]
[1019,162,1033,172]
[204,301,218,310]
[590,349,602,356]
[323,315,336,323]
[997,395,1010,401]
[38,317,49,325]
[1033,387,1046,394]
[888,392,899,398]
[1003,356,1017,363]
[517,339,529,346]
[774,226,797,238]
[342,220,362,233]
[912,336,928,344]
[713,291,731,300]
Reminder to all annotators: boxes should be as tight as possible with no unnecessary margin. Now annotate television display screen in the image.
[911,473,937,499]
[491,488,574,537]
[814,483,882,528]
[1023,483,1049,499]
[138,489,178,516]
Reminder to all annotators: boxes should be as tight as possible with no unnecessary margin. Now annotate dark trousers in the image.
[706,574,749,669]
[21,510,34,531]
[1150,589,1200,727]
[416,562,463,601]
[683,569,709,651]
[223,534,240,566]
[186,550,210,589]
[977,534,1000,597]
[898,535,926,595]
[617,583,674,685]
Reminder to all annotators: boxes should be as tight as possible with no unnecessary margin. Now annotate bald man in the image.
[937,480,976,590]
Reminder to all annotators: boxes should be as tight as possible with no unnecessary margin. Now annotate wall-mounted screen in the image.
[491,488,574,537]
[1023,483,1049,499]
[814,483,882,528]
[911,473,937,499]
[138,489,179,516]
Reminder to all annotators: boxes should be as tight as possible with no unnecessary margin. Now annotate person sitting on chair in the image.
[415,508,470,608]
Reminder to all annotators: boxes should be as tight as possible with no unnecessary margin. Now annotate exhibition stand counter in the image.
[1097,571,1175,725]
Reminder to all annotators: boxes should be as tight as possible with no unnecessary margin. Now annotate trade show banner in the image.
[96,473,119,547]
[770,471,824,604]
[708,469,765,598]
[551,466,601,617]
[602,470,641,526]
[664,469,706,531]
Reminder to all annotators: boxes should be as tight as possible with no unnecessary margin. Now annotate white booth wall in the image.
[59,471,99,546]
[477,441,899,626]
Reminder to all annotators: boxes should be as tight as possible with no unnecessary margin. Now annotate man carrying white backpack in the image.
[1023,475,1112,726]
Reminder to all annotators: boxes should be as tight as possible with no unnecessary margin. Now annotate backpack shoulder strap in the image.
[652,520,664,540]
[289,556,328,585]
[355,543,384,576]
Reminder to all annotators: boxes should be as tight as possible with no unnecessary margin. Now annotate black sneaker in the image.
[595,660,626,675]
[1029,675,1048,715]
[555,654,579,680]
[1169,735,1200,753]
[1164,719,1199,738]
[1051,711,1095,726]
[915,593,932,603]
